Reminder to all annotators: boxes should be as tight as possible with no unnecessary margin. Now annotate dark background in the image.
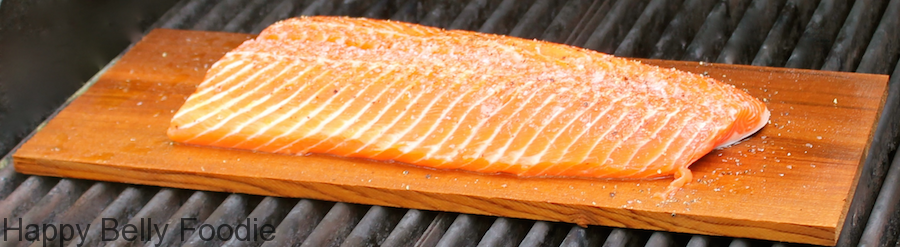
[0,0,178,157]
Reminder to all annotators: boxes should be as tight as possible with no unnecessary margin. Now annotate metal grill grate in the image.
[2,0,900,246]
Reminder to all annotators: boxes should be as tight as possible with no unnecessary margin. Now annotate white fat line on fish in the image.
[485,40,524,62]
[462,80,552,170]
[524,94,614,175]
[544,92,630,167]
[508,82,591,167]
[714,109,769,149]
[613,110,681,177]
[483,92,559,166]
[320,67,419,154]
[333,35,348,45]
[208,62,315,145]
[172,58,250,120]
[340,66,435,155]
[188,56,247,97]
[243,66,340,150]
[177,59,279,130]
[627,111,693,177]
[394,70,486,157]
[643,117,708,178]
[520,94,607,174]
[633,113,700,177]
[413,77,518,164]
[436,80,536,165]
[298,64,401,153]
[551,107,632,176]
[365,69,473,158]
[230,50,457,77]
[647,120,710,182]
[584,107,661,176]
[185,61,295,143]
[265,62,377,153]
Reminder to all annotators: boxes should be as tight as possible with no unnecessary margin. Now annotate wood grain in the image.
[12,29,889,246]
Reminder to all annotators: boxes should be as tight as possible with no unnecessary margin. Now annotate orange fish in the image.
[168,16,769,198]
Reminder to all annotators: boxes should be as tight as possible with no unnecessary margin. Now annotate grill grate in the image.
[3,0,900,246]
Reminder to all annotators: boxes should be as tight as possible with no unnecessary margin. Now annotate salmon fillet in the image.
[168,16,769,197]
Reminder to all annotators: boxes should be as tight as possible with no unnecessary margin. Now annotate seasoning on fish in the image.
[167,16,770,198]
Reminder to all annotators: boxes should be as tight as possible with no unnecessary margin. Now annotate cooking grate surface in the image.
[2,0,900,246]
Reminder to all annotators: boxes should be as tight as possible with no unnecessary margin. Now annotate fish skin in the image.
[168,16,769,198]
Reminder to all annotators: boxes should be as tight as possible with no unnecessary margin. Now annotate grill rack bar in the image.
[749,0,817,67]
[783,0,854,70]
[3,0,900,246]
[681,0,752,62]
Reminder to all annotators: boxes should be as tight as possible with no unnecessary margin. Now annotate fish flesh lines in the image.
[168,16,770,198]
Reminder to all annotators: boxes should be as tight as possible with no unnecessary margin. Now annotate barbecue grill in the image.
[1,0,899,246]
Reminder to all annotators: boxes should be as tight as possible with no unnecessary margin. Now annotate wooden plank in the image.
[12,29,888,245]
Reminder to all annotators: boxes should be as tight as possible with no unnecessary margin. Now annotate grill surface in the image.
[2,0,900,246]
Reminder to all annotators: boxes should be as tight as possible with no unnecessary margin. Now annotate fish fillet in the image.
[168,16,769,197]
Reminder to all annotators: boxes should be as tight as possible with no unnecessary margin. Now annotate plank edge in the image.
[11,153,837,246]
